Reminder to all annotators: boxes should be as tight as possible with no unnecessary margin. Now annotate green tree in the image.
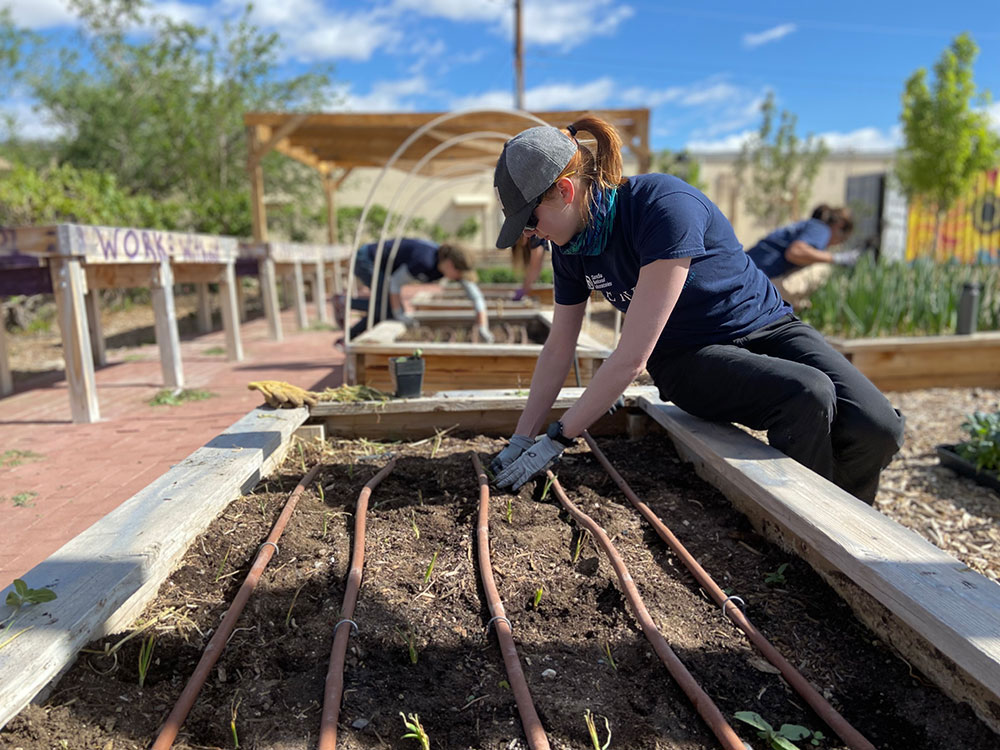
[896,32,1000,252]
[735,92,828,228]
[653,148,706,191]
[24,0,334,236]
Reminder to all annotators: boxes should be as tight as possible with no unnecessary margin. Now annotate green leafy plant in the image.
[230,696,241,748]
[765,563,790,586]
[400,712,430,750]
[137,632,155,688]
[148,388,215,407]
[10,491,37,507]
[0,449,43,468]
[397,626,419,665]
[2,579,57,650]
[955,410,1000,473]
[734,711,821,750]
[584,709,611,750]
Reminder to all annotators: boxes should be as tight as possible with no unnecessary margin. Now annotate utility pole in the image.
[514,0,524,109]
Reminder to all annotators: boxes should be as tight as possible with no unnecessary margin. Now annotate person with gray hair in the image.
[489,118,903,505]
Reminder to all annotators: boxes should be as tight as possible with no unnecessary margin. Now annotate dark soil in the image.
[2,433,996,750]
[398,321,548,345]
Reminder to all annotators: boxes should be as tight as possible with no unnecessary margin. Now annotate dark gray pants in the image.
[646,315,905,503]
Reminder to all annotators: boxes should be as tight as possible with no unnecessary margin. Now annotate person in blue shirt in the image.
[338,238,491,343]
[747,205,858,308]
[489,118,903,505]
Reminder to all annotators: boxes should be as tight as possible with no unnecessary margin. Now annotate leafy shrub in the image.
[476,267,519,284]
[955,410,1000,473]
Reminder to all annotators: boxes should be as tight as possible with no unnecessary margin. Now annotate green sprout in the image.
[137,632,156,688]
[603,641,617,671]
[322,511,334,539]
[573,529,590,564]
[541,473,556,500]
[584,709,611,750]
[424,549,440,584]
[397,627,419,665]
[411,509,420,539]
[505,497,513,524]
[764,563,790,586]
[230,696,242,748]
[400,712,430,750]
[285,583,307,629]
[214,546,232,583]
[734,711,819,750]
[2,579,57,650]
[532,586,544,610]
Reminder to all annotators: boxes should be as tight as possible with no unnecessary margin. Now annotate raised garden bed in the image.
[4,390,1000,749]
[347,311,611,393]
[414,283,556,306]
[828,332,1000,391]
[936,444,1000,494]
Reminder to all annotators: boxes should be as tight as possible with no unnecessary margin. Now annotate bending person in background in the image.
[340,238,492,343]
[746,205,859,309]
[510,235,549,301]
[488,119,903,505]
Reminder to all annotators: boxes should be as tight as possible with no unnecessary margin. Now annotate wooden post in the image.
[248,126,268,244]
[84,288,107,367]
[324,173,338,245]
[259,256,282,341]
[314,258,329,324]
[151,260,184,388]
[219,262,244,362]
[236,276,248,323]
[0,323,12,397]
[49,257,100,422]
[196,282,212,333]
[293,260,308,329]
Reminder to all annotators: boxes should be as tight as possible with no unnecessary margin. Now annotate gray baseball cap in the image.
[494,126,578,248]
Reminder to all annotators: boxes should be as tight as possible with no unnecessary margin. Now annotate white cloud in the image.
[0,97,66,140]
[815,125,900,152]
[329,76,431,112]
[986,102,1000,132]
[3,0,76,28]
[742,23,797,49]
[686,130,754,153]
[391,0,633,51]
[145,1,210,27]
[451,76,617,112]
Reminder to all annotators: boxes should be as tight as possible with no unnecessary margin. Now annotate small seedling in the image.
[541,473,556,500]
[0,450,43,468]
[285,583,307,629]
[297,440,307,472]
[573,529,590,563]
[2,579,57,650]
[764,563,790,586]
[505,497,513,524]
[423,549,439,584]
[321,511,334,539]
[410,509,420,539]
[230,696,242,748]
[397,627,419,664]
[584,709,611,750]
[214,547,232,583]
[400,712,430,750]
[532,585,544,609]
[602,641,617,671]
[734,711,816,750]
[431,429,444,458]
[137,632,155,688]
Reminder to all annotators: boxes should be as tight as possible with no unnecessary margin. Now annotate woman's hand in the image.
[490,434,535,474]
[493,436,564,490]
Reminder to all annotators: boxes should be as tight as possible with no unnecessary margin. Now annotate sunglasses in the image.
[523,194,544,232]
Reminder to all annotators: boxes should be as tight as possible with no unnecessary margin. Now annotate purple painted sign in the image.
[76,225,236,263]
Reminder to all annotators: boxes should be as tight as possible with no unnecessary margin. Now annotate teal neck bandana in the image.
[559,184,619,256]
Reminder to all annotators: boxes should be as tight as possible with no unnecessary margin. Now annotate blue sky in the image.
[4,0,1000,153]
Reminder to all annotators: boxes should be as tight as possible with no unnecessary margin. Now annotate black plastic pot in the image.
[936,444,1000,494]
[389,356,425,398]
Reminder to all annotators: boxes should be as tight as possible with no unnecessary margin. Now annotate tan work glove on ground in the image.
[247,380,319,408]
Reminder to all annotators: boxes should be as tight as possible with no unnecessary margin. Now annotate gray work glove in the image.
[833,248,862,267]
[490,434,534,475]
[393,309,416,327]
[494,436,565,491]
[478,324,495,344]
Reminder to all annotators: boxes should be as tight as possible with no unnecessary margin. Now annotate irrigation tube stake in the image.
[581,431,876,750]
[545,472,747,750]
[471,454,550,750]
[151,464,323,750]
[318,458,397,750]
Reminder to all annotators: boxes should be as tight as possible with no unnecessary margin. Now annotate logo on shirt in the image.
[585,273,613,290]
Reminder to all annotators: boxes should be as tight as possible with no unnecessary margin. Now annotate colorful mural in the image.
[906,167,1000,264]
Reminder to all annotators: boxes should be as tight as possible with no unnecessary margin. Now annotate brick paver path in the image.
[0,309,344,590]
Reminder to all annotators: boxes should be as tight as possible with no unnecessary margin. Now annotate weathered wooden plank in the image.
[0,322,11,396]
[292,260,308,330]
[196,282,212,334]
[58,224,239,264]
[635,395,1000,731]
[49,256,100,423]
[0,407,308,730]
[219,262,244,362]
[151,260,184,388]
[84,289,107,368]
[313,259,329,324]
[259,257,283,341]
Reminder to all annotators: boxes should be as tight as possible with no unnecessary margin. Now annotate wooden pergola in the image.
[242,108,652,244]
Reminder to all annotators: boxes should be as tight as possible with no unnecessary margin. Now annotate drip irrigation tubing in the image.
[581,430,877,750]
[151,464,323,750]
[470,454,550,750]
[318,458,398,750]
[545,471,747,750]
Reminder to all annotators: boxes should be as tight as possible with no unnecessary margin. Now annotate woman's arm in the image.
[513,300,587,436]
[784,240,834,267]
[559,257,690,437]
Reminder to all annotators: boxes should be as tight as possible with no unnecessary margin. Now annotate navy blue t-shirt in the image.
[362,238,443,283]
[746,219,832,278]
[551,174,791,352]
